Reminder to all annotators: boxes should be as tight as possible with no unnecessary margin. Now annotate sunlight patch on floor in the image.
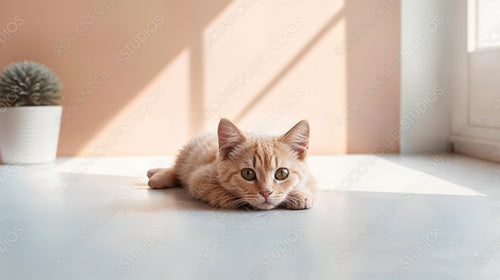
[308,155,485,196]
[49,155,488,197]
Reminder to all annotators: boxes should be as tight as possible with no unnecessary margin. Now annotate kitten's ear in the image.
[218,118,246,159]
[279,120,310,160]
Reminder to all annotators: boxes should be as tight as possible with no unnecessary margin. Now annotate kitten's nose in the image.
[259,191,273,198]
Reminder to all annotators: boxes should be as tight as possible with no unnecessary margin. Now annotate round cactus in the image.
[0,61,61,107]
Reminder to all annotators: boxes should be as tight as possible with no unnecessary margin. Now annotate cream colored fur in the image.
[147,119,316,210]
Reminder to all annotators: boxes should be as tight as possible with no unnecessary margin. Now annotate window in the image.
[476,0,500,49]
[451,0,500,162]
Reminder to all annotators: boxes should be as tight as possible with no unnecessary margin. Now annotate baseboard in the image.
[450,135,500,163]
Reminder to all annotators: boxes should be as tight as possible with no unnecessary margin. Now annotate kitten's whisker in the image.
[218,194,247,208]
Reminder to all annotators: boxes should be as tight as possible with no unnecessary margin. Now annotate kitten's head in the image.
[216,118,310,210]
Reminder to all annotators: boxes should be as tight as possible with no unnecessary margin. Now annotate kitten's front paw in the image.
[283,191,314,210]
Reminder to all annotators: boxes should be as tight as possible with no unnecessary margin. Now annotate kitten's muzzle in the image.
[259,191,273,199]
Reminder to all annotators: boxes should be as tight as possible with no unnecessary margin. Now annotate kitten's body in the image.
[148,119,316,210]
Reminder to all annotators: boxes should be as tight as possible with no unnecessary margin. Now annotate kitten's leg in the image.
[281,190,314,209]
[282,175,316,209]
[147,168,160,179]
[186,167,242,209]
[147,168,176,189]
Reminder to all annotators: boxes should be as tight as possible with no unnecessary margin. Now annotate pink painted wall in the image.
[0,0,400,156]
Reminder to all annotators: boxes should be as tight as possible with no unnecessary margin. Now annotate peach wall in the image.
[0,0,400,156]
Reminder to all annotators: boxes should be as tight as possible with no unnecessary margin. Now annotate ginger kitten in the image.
[147,119,316,210]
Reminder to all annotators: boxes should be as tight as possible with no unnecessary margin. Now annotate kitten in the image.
[147,119,316,210]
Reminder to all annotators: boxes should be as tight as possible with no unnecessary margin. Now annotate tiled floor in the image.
[1,154,499,279]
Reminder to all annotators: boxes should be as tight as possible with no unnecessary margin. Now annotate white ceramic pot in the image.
[0,106,62,164]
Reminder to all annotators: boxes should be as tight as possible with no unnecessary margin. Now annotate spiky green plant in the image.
[0,61,61,106]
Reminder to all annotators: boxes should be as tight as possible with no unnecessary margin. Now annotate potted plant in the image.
[0,61,62,164]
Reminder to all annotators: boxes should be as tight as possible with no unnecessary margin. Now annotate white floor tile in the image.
[0,153,499,279]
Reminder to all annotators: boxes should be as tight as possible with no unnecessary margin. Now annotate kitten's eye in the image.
[241,168,256,181]
[275,168,289,180]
